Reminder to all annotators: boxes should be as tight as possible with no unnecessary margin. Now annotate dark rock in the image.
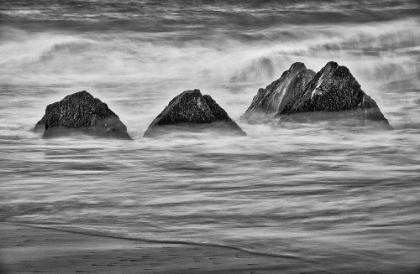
[144,89,246,137]
[34,116,46,132]
[34,91,131,139]
[242,62,315,122]
[277,61,392,129]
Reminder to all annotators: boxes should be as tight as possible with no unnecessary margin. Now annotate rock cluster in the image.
[34,91,131,139]
[243,61,392,128]
[34,61,393,140]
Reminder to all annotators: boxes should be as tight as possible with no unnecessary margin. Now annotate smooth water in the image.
[1,1,420,273]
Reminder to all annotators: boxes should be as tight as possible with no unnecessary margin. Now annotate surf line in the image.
[4,221,314,263]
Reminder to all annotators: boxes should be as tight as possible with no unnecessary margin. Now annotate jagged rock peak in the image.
[34,90,131,139]
[144,89,246,137]
[242,62,315,122]
[288,62,307,73]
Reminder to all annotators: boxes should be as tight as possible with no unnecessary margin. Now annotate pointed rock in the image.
[144,89,245,137]
[277,61,392,129]
[34,91,131,139]
[242,62,315,122]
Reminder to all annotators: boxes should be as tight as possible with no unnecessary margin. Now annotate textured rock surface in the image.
[144,89,245,137]
[242,62,315,122]
[277,61,392,128]
[35,91,131,139]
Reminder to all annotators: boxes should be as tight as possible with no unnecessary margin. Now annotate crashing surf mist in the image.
[1,17,419,130]
[1,1,420,273]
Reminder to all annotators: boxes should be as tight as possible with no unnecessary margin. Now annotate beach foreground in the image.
[0,222,309,274]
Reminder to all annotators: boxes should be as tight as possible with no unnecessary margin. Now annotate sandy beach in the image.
[0,222,310,274]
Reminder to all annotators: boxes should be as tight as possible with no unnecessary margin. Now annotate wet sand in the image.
[0,222,309,274]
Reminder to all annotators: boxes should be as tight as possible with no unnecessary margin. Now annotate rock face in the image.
[144,89,246,137]
[35,91,131,139]
[242,62,315,122]
[277,61,392,128]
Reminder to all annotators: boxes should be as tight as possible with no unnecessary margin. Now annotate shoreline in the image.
[0,222,308,274]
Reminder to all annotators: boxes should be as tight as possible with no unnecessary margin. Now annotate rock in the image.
[33,116,46,132]
[34,91,131,139]
[277,61,392,129]
[144,89,246,137]
[242,62,315,122]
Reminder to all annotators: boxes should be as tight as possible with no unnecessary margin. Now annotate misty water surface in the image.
[0,1,420,273]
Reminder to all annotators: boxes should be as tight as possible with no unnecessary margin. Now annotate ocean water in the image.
[1,0,420,273]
